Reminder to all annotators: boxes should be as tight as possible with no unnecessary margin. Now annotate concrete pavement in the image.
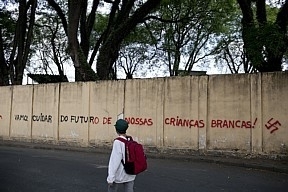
[1,144,288,192]
[0,140,287,174]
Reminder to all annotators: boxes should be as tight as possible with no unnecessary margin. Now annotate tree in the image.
[0,0,38,85]
[32,7,70,80]
[47,0,98,81]
[213,37,255,74]
[117,43,155,79]
[212,2,255,74]
[47,0,162,81]
[96,0,162,80]
[0,9,14,85]
[115,21,158,79]
[237,0,288,72]
[147,0,236,76]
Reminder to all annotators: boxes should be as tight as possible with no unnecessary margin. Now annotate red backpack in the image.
[116,136,147,175]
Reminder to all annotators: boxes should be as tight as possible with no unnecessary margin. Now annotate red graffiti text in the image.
[164,117,205,128]
[211,119,257,129]
[125,117,153,126]
[103,117,112,124]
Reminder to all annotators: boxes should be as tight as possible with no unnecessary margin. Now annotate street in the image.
[0,146,287,192]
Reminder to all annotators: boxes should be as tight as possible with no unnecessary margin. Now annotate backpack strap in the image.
[126,136,133,141]
[115,137,130,166]
[116,137,128,143]
[115,136,133,143]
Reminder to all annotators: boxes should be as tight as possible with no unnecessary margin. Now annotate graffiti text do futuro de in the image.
[61,115,112,124]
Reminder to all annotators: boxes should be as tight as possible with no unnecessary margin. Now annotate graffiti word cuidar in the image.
[32,113,52,123]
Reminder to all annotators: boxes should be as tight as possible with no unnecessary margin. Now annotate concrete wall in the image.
[58,83,90,145]
[10,85,33,140]
[32,84,59,142]
[0,86,12,139]
[0,72,287,155]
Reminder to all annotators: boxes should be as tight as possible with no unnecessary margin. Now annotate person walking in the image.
[107,119,136,192]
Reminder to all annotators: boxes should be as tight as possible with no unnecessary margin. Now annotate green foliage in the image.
[94,13,108,34]
[123,24,156,46]
[266,6,279,22]
[237,1,287,71]
[149,0,240,76]
[0,9,16,54]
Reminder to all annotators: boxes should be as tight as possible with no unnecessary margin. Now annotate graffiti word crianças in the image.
[164,117,205,128]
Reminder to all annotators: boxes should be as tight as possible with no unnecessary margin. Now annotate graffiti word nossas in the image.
[125,117,153,126]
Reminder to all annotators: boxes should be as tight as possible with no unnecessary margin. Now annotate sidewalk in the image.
[148,151,288,174]
[1,140,287,174]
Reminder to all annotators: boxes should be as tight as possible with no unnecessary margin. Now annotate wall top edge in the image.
[2,71,288,87]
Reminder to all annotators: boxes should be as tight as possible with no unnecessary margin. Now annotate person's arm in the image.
[107,140,122,184]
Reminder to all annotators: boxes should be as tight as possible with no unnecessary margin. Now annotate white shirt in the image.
[107,135,136,183]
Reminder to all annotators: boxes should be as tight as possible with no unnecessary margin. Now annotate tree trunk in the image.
[68,0,98,81]
[13,0,27,85]
[0,26,9,86]
[80,0,99,59]
[9,0,38,85]
[237,0,288,72]
[96,0,161,80]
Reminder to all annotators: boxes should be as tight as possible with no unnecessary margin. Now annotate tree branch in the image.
[276,0,288,33]
[256,0,267,25]
[47,0,68,36]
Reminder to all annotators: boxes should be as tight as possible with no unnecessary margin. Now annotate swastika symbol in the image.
[265,118,281,134]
